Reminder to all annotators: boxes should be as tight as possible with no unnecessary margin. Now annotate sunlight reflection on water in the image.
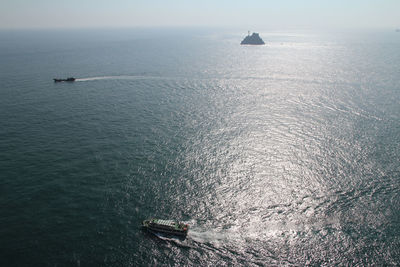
[1,29,399,266]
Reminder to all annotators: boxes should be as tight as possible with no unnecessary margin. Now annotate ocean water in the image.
[0,28,399,266]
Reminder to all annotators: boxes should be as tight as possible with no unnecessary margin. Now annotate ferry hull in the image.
[142,219,188,237]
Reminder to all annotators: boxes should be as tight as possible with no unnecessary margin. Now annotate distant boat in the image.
[396,29,400,32]
[142,219,189,237]
[241,31,265,45]
[54,77,75,82]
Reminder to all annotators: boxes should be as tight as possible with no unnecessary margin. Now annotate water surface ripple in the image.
[0,29,399,266]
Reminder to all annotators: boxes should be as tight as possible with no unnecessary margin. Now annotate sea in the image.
[0,27,399,266]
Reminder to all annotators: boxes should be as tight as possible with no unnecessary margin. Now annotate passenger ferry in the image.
[142,219,189,237]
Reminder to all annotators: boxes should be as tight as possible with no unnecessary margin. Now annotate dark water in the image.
[1,28,399,266]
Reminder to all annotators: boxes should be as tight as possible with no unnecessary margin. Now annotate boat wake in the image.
[148,225,244,254]
[188,228,231,245]
[75,76,114,81]
[75,75,164,82]
[152,232,194,248]
[146,224,228,248]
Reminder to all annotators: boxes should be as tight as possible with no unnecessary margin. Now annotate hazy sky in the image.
[1,0,399,29]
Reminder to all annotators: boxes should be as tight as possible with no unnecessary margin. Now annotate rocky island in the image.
[241,32,265,45]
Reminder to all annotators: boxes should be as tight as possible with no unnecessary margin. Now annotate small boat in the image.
[54,77,76,82]
[142,219,189,237]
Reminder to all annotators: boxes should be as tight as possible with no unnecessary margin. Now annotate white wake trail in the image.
[75,75,165,82]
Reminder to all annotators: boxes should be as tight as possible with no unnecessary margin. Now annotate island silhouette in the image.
[241,31,265,45]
